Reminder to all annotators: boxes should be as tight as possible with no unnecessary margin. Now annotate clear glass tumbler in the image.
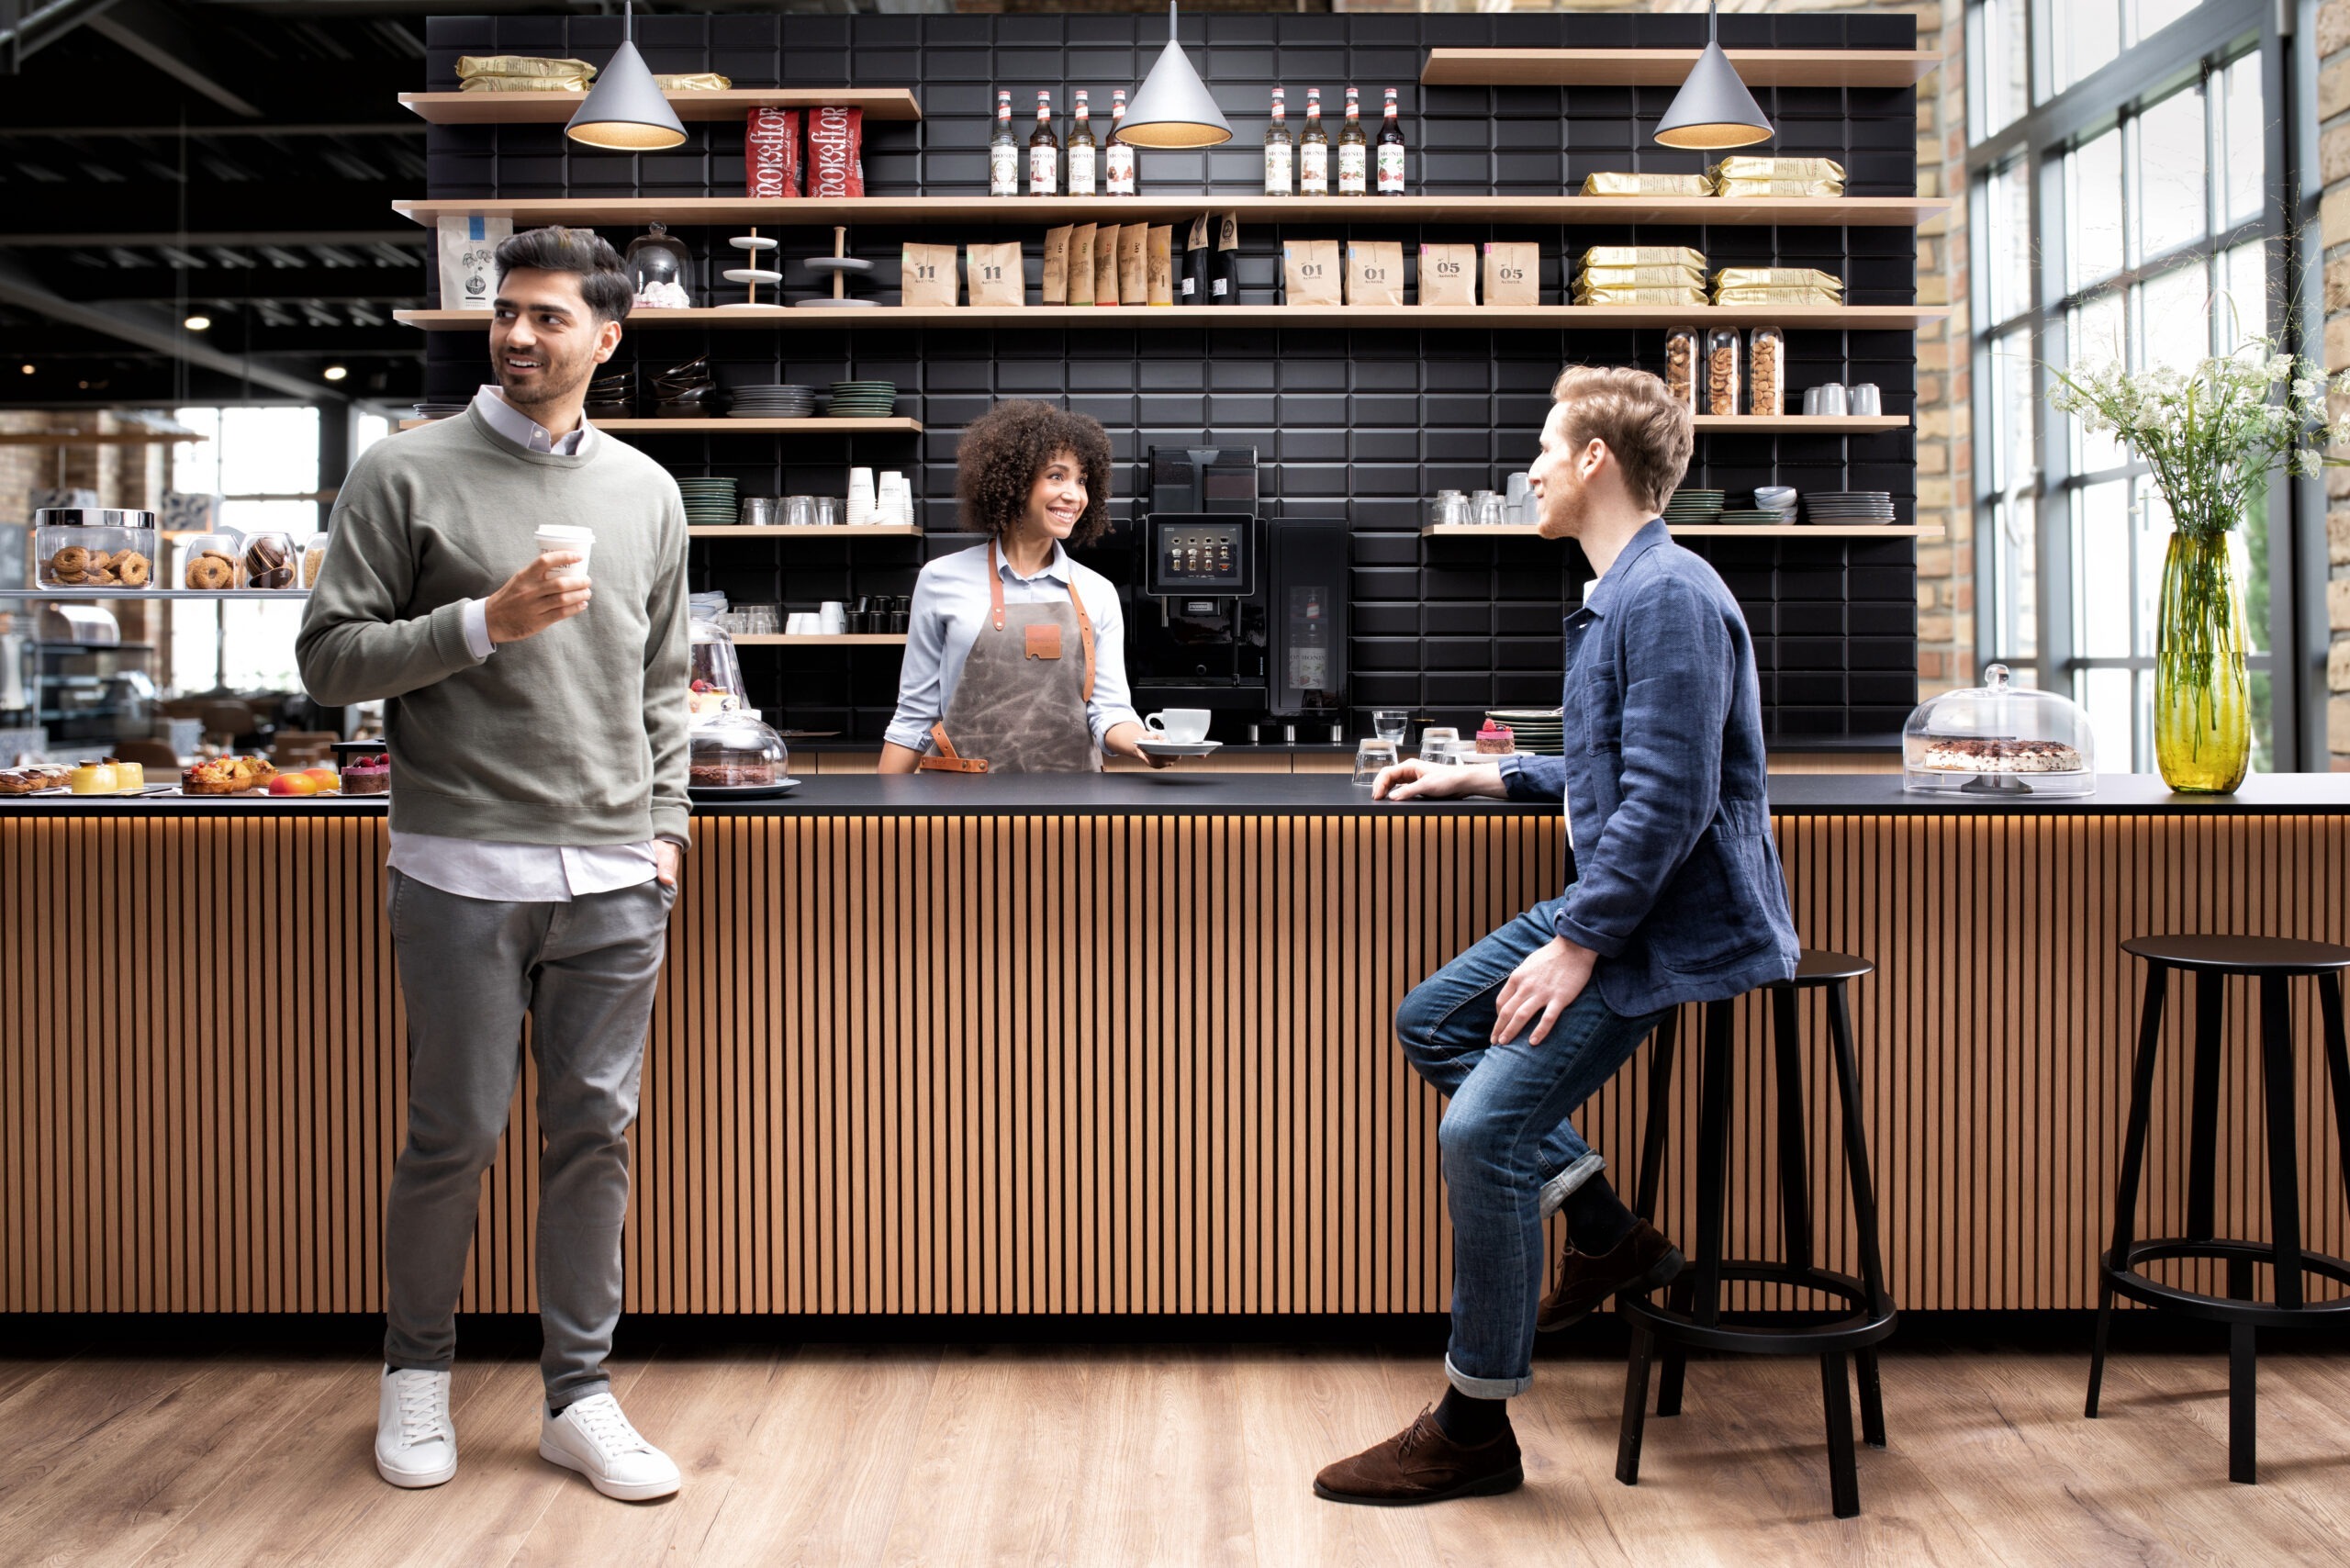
[1352,737,1399,787]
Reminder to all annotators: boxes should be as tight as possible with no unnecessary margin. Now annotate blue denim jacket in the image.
[1499,519,1800,1015]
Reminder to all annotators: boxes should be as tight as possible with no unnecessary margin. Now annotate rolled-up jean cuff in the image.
[1539,1150,1606,1218]
[1444,1354,1533,1401]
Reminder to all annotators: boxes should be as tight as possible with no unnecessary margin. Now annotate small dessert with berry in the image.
[1474,721,1516,756]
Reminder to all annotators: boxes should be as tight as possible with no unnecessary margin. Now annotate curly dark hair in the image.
[955,400,1113,545]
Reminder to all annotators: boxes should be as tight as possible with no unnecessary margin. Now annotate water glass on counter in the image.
[1418,725,1460,762]
[1372,710,1408,745]
[1353,737,1399,786]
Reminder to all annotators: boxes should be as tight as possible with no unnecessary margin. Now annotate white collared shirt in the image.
[382,386,659,903]
[883,541,1141,754]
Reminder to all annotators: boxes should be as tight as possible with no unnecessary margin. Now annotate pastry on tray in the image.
[1916,737,2084,774]
[181,756,276,795]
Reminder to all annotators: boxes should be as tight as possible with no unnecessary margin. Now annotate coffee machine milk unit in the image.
[1113,445,1348,737]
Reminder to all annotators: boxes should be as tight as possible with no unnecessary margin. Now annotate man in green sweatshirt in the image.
[297,227,690,1503]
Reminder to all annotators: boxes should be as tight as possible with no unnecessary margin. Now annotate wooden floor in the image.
[1,1335,2345,1566]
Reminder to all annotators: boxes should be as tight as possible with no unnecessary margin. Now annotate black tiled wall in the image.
[422,11,1919,744]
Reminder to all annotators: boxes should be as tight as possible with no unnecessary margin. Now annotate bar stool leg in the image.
[2087,963,2168,1419]
[2229,1323,2257,1484]
[2187,971,2226,1243]
[2257,976,2306,1311]
[1633,1008,1680,1226]
[1616,1323,1656,1486]
[1820,1350,1861,1519]
[1824,978,1890,1450]
[1659,1000,1735,1420]
[1771,986,1815,1277]
[2321,975,2350,1204]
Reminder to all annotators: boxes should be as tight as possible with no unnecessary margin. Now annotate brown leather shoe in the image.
[1536,1219,1684,1334]
[1313,1406,1523,1506]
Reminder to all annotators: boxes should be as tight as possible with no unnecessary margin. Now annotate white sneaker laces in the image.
[567,1394,651,1456]
[394,1374,444,1449]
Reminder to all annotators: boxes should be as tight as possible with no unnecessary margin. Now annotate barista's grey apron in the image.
[918,540,1101,775]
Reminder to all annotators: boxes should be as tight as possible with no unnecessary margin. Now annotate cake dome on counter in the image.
[688,613,747,726]
[1902,664,2095,797]
[688,709,793,797]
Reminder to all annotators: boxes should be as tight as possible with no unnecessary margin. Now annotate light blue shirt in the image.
[884,541,1142,755]
[384,386,661,902]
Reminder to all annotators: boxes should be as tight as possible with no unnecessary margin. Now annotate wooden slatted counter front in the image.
[6,774,2347,1316]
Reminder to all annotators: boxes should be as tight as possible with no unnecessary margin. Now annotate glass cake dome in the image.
[1903,664,2096,797]
[688,709,791,794]
[688,615,746,726]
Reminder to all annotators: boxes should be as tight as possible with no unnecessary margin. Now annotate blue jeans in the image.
[1396,897,1665,1398]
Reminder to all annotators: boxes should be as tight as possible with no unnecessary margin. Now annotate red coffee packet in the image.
[807,105,865,198]
[745,107,801,198]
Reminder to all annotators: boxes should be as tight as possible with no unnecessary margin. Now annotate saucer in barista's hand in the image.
[1136,738,1222,760]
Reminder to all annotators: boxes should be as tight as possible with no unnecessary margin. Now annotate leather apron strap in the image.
[918,540,1100,774]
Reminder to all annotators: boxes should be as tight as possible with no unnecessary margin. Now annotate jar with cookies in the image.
[177,532,243,593]
[1662,325,1700,415]
[299,530,331,589]
[33,507,158,591]
[1748,324,1786,417]
[1704,326,1741,417]
[238,531,300,591]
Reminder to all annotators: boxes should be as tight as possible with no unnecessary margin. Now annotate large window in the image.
[1967,0,2303,770]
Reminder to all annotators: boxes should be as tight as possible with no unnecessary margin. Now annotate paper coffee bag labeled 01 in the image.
[1042,226,1071,305]
[967,241,1024,307]
[1483,241,1539,306]
[1069,224,1098,306]
[1418,242,1477,306]
[901,242,958,308]
[1282,239,1342,307]
[1093,225,1123,306]
[1147,226,1175,306]
[1346,241,1404,307]
[1117,224,1148,305]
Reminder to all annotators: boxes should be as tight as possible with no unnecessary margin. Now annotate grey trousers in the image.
[381,867,674,1406]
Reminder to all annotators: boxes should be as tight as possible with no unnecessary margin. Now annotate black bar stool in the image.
[1613,949,1896,1521]
[2087,935,2350,1484]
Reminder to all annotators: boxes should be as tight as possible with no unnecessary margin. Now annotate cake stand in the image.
[721,232,787,310]
[796,225,878,308]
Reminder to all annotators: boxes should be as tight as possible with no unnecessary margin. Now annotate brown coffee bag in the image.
[1147,226,1174,306]
[1483,241,1539,306]
[968,241,1024,307]
[901,242,958,308]
[1093,224,1123,306]
[1418,243,1477,306]
[1346,241,1404,307]
[1118,224,1147,305]
[1069,224,1097,306]
[1282,239,1341,307]
[1042,226,1071,305]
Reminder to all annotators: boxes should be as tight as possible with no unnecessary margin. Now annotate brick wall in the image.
[2325,0,2350,764]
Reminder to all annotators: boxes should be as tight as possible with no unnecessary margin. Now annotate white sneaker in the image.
[539,1393,681,1501]
[375,1367,457,1488]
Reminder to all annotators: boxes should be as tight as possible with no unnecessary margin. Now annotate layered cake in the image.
[1916,737,2084,774]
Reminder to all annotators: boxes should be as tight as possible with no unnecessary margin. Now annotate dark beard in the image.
[497,353,590,408]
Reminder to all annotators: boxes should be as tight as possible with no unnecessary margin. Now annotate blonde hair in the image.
[1548,364,1695,513]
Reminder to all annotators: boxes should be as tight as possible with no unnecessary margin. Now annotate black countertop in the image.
[12,773,2350,817]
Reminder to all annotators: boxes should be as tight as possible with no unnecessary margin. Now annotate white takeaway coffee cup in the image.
[1144,709,1212,744]
[533,523,595,582]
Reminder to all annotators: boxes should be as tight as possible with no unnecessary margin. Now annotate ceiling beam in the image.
[0,230,420,249]
[34,265,423,303]
[0,183,412,239]
[0,0,124,64]
[86,0,264,118]
[0,252,345,403]
[0,121,419,138]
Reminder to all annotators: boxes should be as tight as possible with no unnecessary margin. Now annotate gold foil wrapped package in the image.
[1579,172,1714,197]
[1709,156,1847,184]
[1572,285,1709,306]
[653,73,732,91]
[455,55,598,91]
[1578,245,1706,272]
[1711,286,1844,308]
[1713,267,1842,294]
[1717,177,1847,198]
[1580,263,1708,289]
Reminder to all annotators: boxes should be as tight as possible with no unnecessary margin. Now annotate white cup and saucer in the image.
[1136,707,1221,760]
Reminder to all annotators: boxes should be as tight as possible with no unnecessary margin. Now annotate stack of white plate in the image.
[1803,491,1897,524]
[1487,708,1566,755]
[728,384,817,419]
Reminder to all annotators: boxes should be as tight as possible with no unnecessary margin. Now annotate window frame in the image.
[1964,0,2319,768]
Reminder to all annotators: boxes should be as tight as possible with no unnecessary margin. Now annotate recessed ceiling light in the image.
[184,314,212,331]
[17,364,32,375]
[323,364,349,382]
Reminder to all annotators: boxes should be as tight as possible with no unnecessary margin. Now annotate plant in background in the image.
[2048,342,2350,791]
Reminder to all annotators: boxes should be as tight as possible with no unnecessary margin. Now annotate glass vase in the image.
[2153,529,2251,793]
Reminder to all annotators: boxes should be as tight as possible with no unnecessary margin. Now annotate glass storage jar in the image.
[1662,325,1700,414]
[32,508,159,589]
[688,709,791,792]
[688,615,748,725]
[1704,327,1741,416]
[176,532,243,591]
[1902,663,2097,797]
[238,531,300,590]
[299,530,332,589]
[1748,324,1786,416]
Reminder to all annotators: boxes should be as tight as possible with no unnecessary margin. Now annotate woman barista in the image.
[879,400,1166,773]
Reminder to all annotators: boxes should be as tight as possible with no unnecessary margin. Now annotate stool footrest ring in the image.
[1618,1260,1897,1355]
[2102,1238,2350,1328]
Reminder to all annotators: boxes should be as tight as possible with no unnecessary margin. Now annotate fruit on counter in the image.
[267,772,320,797]
[69,761,118,794]
[302,766,340,791]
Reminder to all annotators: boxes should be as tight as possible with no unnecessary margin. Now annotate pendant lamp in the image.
[1115,0,1232,149]
[1652,0,1774,151]
[566,1,688,152]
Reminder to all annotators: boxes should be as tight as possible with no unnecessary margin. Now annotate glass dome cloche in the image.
[1903,664,2096,797]
[688,613,747,726]
[623,221,693,308]
[688,709,792,795]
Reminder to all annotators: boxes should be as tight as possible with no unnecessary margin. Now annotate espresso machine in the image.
[1088,445,1349,734]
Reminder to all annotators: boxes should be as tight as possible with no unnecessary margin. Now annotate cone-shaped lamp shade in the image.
[565,38,687,151]
[1114,6,1231,148]
[1652,40,1773,150]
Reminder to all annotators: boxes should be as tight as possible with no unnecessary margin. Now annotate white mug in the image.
[820,600,846,634]
[1144,708,1211,744]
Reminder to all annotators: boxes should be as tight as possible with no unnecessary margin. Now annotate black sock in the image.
[1432,1385,1510,1445]
[1564,1173,1637,1253]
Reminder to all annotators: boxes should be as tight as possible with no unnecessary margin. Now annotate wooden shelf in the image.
[1422,48,1944,88]
[0,430,206,446]
[732,633,909,646]
[398,88,922,124]
[0,588,312,600]
[393,194,1946,230]
[397,304,1945,331]
[397,416,921,434]
[1423,523,1942,538]
[1695,415,1908,432]
[688,525,922,539]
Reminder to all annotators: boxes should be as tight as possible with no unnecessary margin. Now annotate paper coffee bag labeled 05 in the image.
[806,105,865,198]
[1483,241,1539,306]
[1418,242,1477,306]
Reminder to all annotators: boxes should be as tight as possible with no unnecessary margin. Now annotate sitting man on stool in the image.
[1315,364,1800,1505]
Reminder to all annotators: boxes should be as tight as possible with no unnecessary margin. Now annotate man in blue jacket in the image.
[1315,364,1800,1506]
